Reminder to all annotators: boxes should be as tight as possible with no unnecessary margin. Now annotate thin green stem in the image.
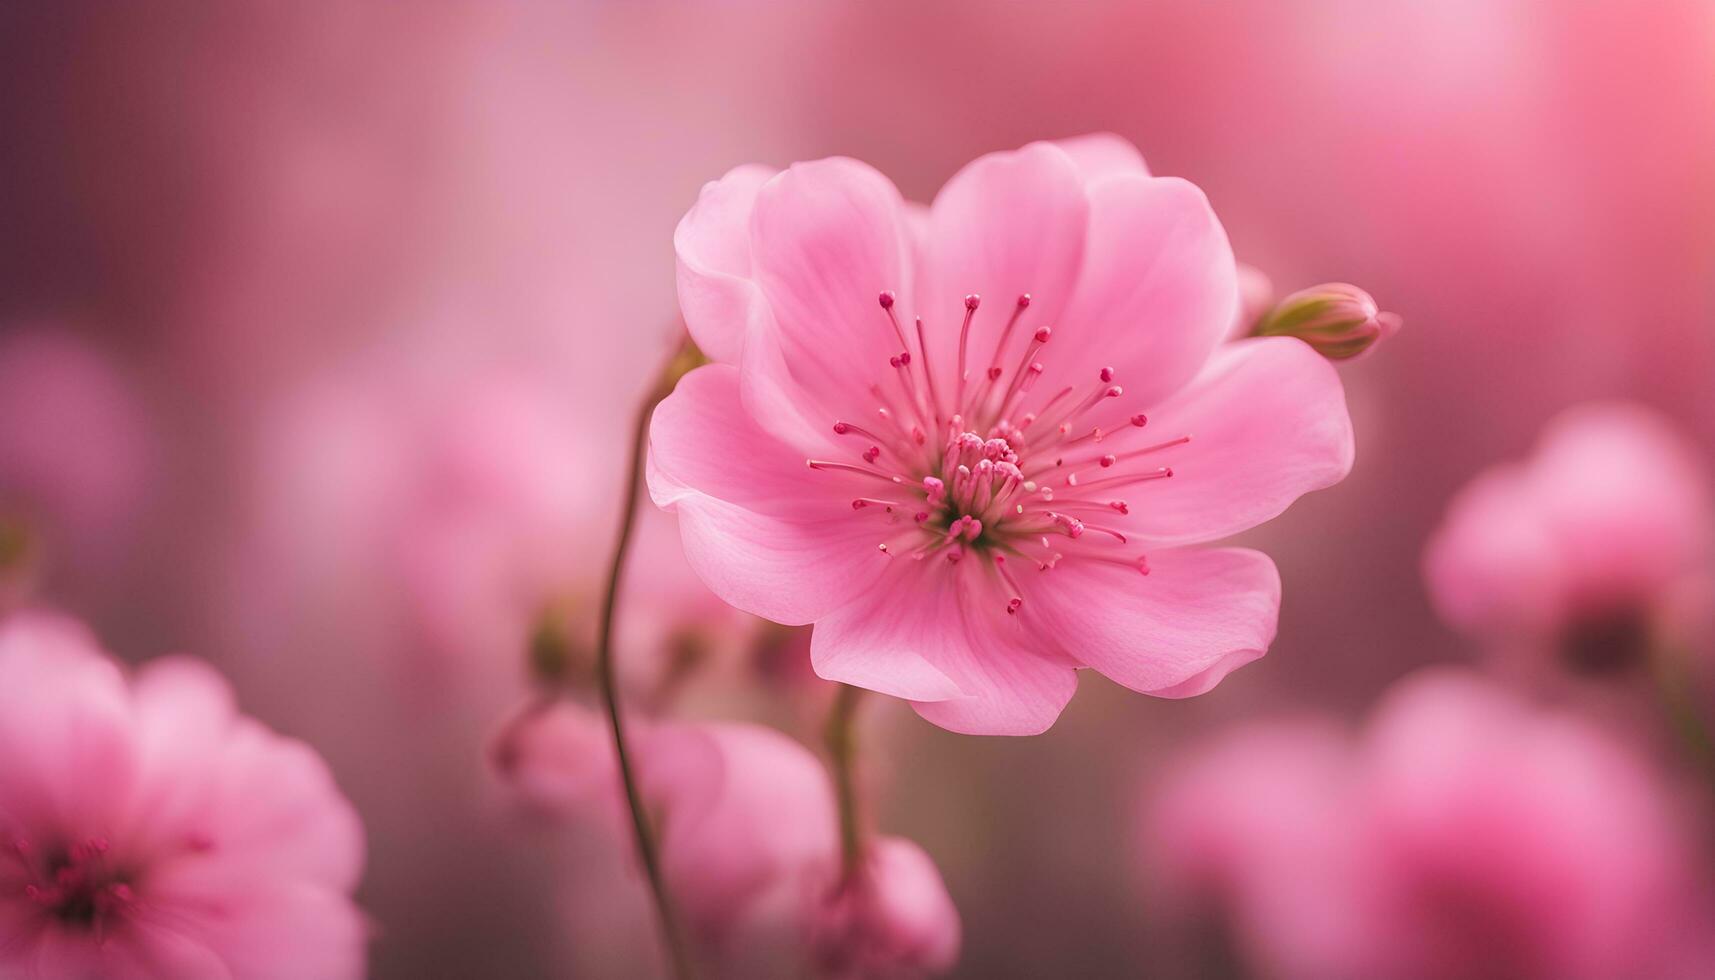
[1655,644,1715,789]
[596,342,699,980]
[824,682,867,881]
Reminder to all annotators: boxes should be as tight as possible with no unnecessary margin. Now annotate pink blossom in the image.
[810,836,961,980]
[491,710,959,976]
[1424,402,1714,665]
[233,349,745,697]
[0,611,366,979]
[488,699,619,823]
[651,136,1354,734]
[1144,670,1713,980]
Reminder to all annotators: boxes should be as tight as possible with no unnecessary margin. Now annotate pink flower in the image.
[810,836,961,980]
[1424,402,1714,667]
[0,611,366,980]
[488,700,619,823]
[651,136,1354,734]
[233,350,746,699]
[1144,670,1713,980]
[491,710,959,976]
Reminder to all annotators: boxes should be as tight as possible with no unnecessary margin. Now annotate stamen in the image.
[1065,466,1173,491]
[807,459,908,486]
[878,291,911,351]
[955,294,980,411]
[832,420,889,444]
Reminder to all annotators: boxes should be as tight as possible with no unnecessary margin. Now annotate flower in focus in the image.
[1424,402,1714,671]
[810,836,961,980]
[0,611,366,980]
[1251,283,1402,361]
[652,134,1355,734]
[1144,669,1713,980]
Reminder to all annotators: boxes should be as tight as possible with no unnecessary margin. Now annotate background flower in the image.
[0,611,366,980]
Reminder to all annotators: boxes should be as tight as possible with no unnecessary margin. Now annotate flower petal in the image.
[674,164,779,365]
[1053,175,1237,407]
[745,157,916,449]
[1032,547,1279,697]
[812,563,1077,735]
[1124,337,1353,547]
[1051,133,1151,182]
[649,364,890,625]
[916,142,1090,398]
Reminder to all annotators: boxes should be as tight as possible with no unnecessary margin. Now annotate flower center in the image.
[806,291,1192,615]
[5,835,136,935]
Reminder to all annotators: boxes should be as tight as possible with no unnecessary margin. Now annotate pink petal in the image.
[642,723,838,945]
[916,142,1090,392]
[674,164,779,365]
[1033,547,1280,698]
[744,157,916,449]
[0,612,139,837]
[812,564,1077,735]
[1052,175,1238,407]
[1051,132,1151,181]
[1125,338,1353,547]
[648,364,890,625]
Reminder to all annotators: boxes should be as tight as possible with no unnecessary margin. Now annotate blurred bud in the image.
[1253,283,1401,361]
[0,514,38,607]
[651,332,710,401]
[528,602,593,689]
[811,837,961,979]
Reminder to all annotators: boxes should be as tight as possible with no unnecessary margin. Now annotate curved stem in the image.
[596,343,698,980]
[1655,644,1715,789]
[824,682,867,882]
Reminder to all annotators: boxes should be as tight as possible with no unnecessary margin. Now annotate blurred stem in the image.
[824,682,867,882]
[596,337,702,980]
[1655,645,1715,789]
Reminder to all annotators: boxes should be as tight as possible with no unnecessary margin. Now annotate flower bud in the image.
[811,837,961,978]
[1253,283,1401,361]
[527,601,593,689]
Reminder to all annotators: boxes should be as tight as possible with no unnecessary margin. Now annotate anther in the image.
[878,291,896,309]
[964,294,981,310]
[1034,326,1052,343]
[1100,366,1115,383]
[1131,414,1148,427]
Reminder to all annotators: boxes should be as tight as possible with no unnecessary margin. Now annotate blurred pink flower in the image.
[0,610,366,979]
[1424,402,1714,667]
[234,348,746,699]
[491,709,958,976]
[1145,669,1713,980]
[488,699,618,823]
[651,135,1354,734]
[810,836,961,980]
[0,328,153,597]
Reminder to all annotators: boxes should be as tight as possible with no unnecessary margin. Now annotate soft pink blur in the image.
[3,1,1713,976]
[0,611,366,979]
[1145,670,1714,980]
[1425,402,1714,662]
